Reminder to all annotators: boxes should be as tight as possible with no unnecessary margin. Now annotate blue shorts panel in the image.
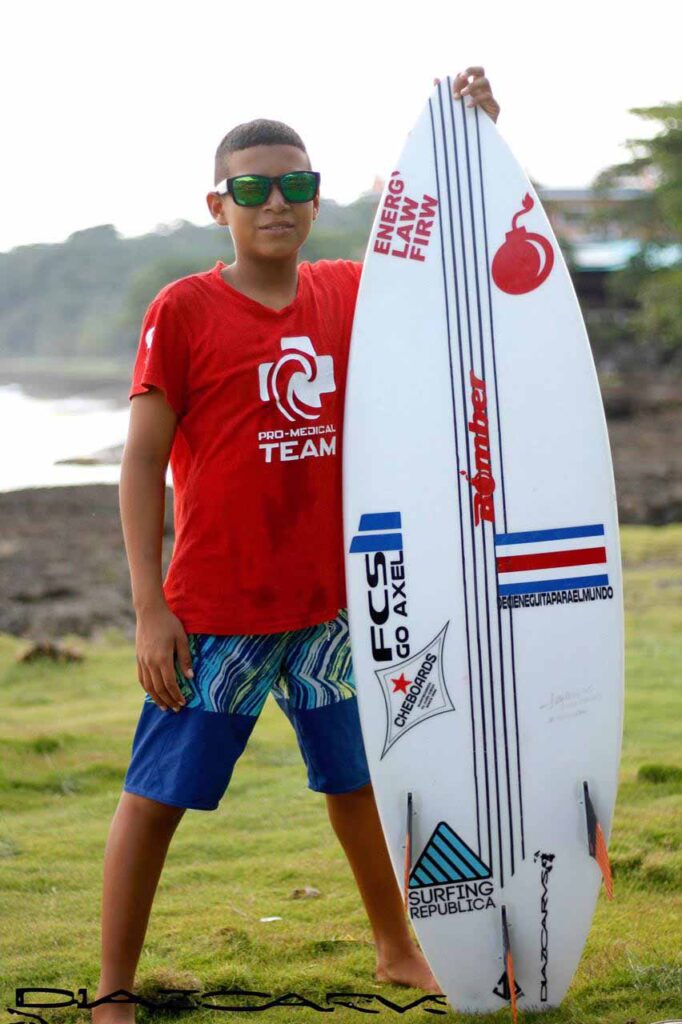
[274,690,371,794]
[123,700,257,811]
[123,609,371,809]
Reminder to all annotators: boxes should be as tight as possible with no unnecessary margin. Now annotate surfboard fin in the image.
[583,781,614,900]
[501,905,518,1024]
[403,791,413,911]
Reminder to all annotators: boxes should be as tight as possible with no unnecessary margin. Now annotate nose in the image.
[264,182,289,210]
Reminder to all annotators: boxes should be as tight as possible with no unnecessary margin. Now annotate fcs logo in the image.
[145,327,155,350]
[258,336,335,423]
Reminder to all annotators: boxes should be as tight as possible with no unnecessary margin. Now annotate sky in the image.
[2,0,680,253]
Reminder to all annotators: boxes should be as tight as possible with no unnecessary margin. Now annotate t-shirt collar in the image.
[212,261,306,316]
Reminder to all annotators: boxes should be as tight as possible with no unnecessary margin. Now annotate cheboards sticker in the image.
[374,624,454,758]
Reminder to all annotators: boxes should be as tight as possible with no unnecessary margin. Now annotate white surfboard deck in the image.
[342,79,624,1014]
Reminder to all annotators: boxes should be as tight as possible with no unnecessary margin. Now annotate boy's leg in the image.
[92,792,186,1024]
[276,610,441,993]
[98,631,281,1021]
[325,782,441,992]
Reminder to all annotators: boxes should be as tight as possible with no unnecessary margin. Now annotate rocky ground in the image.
[0,483,175,643]
[0,364,680,642]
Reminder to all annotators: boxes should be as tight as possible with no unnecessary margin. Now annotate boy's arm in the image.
[120,388,175,611]
[119,388,192,712]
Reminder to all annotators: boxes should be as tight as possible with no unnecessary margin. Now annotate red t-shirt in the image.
[128,258,362,635]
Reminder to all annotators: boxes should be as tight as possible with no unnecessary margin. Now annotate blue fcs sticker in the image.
[349,511,403,553]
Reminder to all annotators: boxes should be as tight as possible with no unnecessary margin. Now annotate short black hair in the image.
[214,119,310,185]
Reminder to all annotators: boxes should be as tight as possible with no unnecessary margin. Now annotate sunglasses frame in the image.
[213,171,321,206]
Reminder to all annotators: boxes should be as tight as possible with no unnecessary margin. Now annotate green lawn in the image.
[1,525,681,1023]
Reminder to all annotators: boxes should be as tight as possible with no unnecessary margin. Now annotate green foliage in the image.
[0,200,377,363]
[118,255,217,349]
[634,264,682,350]
[594,101,682,350]
[638,763,682,785]
[594,101,682,241]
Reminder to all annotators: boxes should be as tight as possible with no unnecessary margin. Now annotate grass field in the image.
[1,525,680,1024]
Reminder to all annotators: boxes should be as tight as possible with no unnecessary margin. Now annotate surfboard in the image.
[342,78,624,1014]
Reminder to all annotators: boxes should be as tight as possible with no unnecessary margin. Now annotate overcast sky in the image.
[2,0,679,253]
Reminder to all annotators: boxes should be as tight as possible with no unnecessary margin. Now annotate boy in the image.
[93,69,500,1023]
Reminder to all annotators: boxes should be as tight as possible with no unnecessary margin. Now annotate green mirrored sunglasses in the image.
[214,171,321,207]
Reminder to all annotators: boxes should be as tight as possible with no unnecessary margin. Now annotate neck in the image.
[222,253,299,309]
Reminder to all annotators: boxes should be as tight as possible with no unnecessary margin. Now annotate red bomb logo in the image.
[492,193,554,295]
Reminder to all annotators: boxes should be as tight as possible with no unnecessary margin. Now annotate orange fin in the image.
[403,791,413,911]
[501,906,518,1024]
[583,781,614,900]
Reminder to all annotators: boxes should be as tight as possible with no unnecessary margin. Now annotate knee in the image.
[120,790,187,825]
[326,781,374,807]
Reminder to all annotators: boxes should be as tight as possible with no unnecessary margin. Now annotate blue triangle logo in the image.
[409,822,491,888]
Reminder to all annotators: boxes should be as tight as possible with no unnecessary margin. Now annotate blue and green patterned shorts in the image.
[123,609,370,810]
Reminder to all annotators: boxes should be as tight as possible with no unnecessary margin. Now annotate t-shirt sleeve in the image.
[128,292,190,417]
[330,259,363,302]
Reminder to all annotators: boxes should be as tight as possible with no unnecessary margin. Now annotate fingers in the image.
[448,67,500,123]
[175,631,195,683]
[434,67,501,123]
[453,67,484,96]
[452,70,470,97]
[161,654,187,710]
[437,68,488,99]
[138,655,187,712]
[139,660,169,712]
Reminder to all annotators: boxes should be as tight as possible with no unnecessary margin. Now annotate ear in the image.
[312,190,320,221]
[206,192,229,226]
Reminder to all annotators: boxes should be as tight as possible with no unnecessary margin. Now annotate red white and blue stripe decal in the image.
[495,524,608,597]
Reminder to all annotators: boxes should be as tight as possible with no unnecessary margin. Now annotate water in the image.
[0,383,172,492]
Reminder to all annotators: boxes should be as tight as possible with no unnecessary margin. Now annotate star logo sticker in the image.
[373,623,454,758]
[391,672,411,694]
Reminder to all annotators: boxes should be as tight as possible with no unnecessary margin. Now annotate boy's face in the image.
[206,144,319,262]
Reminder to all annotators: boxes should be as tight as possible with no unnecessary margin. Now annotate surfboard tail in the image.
[583,781,614,900]
[501,906,518,1024]
[403,791,413,911]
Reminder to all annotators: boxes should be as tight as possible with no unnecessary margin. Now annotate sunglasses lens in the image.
[232,176,270,206]
[281,172,318,202]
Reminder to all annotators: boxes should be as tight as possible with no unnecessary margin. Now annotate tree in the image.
[593,101,682,351]
[593,101,682,241]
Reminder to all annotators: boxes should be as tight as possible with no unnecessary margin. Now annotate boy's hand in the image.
[135,602,194,712]
[433,67,500,123]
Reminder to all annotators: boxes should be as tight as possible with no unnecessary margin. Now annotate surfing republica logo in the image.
[258,336,335,423]
[408,821,495,920]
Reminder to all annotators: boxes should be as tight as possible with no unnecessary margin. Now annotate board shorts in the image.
[122,608,371,811]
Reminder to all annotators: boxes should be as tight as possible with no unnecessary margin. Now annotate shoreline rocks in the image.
[0,365,680,642]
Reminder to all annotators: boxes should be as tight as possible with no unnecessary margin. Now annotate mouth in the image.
[259,223,295,233]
